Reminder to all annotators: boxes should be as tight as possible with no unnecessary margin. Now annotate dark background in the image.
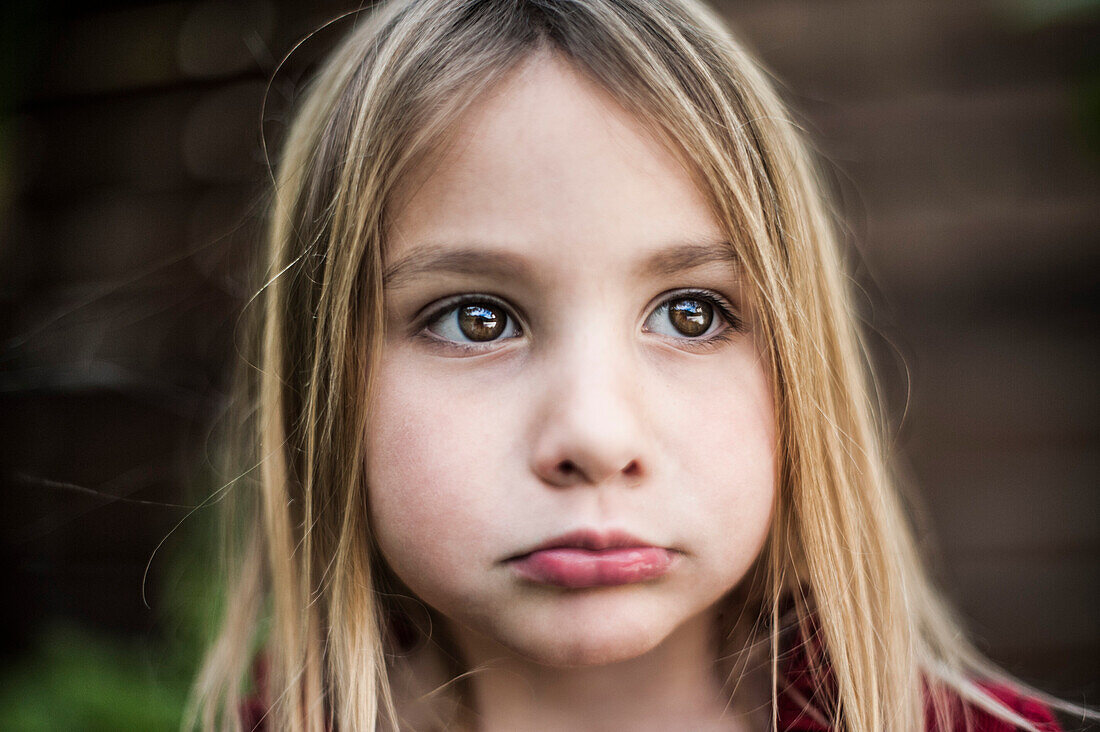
[0,0,1096,725]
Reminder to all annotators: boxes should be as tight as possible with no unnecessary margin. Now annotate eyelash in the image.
[413,288,743,355]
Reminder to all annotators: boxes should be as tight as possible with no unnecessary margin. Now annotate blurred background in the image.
[0,0,1096,728]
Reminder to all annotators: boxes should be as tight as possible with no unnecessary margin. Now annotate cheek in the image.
[363,353,519,605]
[659,351,776,572]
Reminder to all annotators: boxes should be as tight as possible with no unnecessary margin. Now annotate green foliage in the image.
[0,511,227,730]
[0,624,189,731]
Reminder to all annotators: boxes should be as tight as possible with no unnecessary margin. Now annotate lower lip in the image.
[509,547,677,588]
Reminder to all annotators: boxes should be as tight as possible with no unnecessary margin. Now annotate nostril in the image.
[540,455,644,486]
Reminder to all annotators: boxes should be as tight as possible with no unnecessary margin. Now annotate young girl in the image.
[189,0,1089,729]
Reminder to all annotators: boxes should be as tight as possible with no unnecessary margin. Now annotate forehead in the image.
[384,51,726,278]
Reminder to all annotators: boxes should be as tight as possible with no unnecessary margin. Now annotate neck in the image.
[427,607,769,732]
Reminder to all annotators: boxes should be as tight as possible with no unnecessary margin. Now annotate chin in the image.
[497,605,675,668]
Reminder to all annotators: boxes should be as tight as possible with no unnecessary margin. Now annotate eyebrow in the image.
[382,237,738,290]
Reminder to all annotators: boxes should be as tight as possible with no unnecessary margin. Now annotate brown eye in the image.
[457,304,505,341]
[667,297,713,337]
[642,289,739,346]
[424,297,522,347]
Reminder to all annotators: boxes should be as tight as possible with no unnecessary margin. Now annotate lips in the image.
[505,529,678,589]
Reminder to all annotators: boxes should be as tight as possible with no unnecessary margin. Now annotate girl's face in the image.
[366,52,776,668]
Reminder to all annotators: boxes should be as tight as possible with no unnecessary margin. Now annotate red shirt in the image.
[776,681,1061,731]
[775,630,1062,731]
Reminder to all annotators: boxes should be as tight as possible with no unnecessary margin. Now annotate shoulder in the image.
[951,682,1063,732]
[773,625,1062,731]
[776,676,1063,731]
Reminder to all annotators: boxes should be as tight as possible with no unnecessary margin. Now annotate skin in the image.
[366,49,776,731]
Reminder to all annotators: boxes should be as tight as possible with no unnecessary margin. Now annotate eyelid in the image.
[415,293,519,327]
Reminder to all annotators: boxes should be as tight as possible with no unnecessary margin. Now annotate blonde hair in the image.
[188,0,1079,729]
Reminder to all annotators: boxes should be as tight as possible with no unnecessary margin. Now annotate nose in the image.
[529,333,651,489]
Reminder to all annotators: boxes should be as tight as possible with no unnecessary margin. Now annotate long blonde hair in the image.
[189,0,1074,729]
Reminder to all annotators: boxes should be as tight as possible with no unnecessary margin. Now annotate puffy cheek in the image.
[364,365,502,604]
[663,356,776,582]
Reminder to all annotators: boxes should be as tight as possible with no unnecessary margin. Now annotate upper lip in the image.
[506,528,664,561]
